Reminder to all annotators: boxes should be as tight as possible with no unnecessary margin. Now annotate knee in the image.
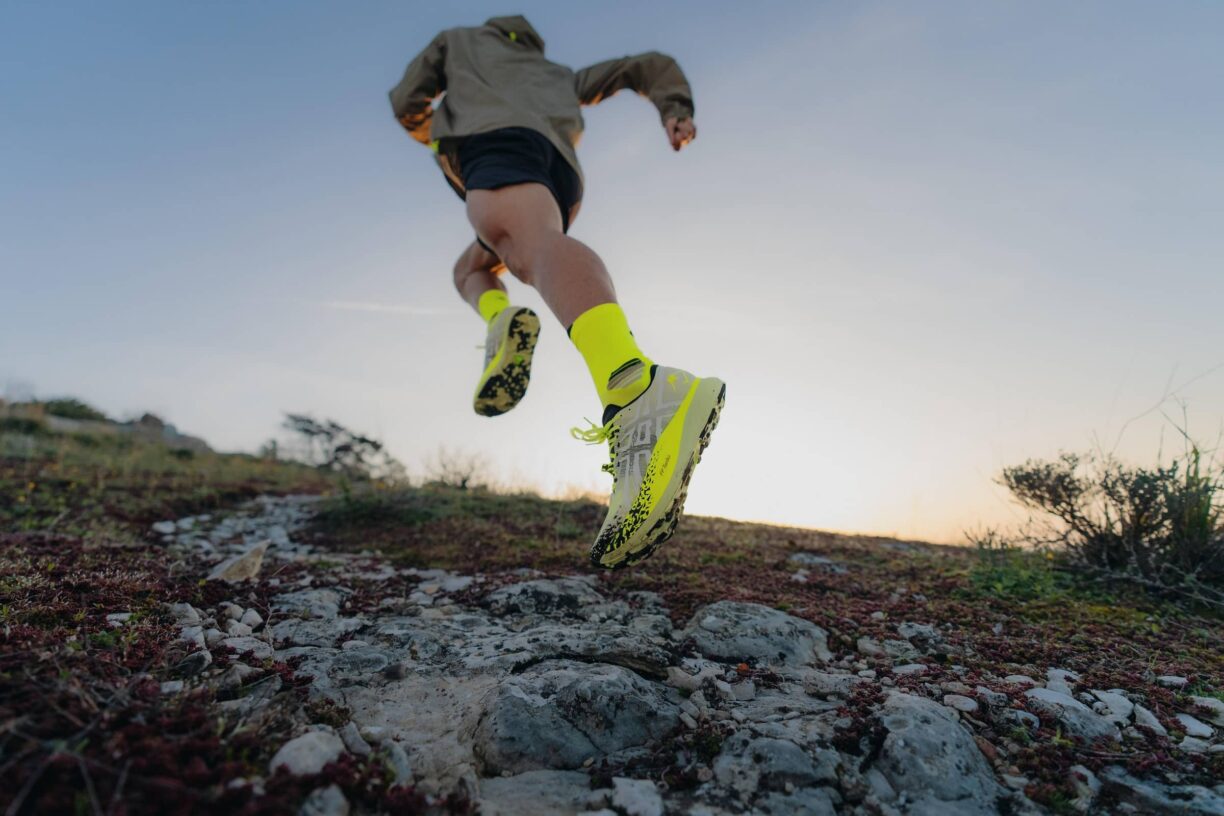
[482,228,549,286]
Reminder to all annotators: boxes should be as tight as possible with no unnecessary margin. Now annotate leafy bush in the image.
[40,397,109,422]
[996,447,1224,606]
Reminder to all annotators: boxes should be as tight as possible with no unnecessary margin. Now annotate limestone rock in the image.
[1024,687,1120,742]
[270,731,345,776]
[476,770,593,816]
[222,636,274,661]
[610,777,664,816]
[299,784,349,816]
[712,734,834,798]
[474,659,679,774]
[754,788,839,815]
[1100,766,1224,815]
[682,602,832,666]
[874,692,1009,815]
[1089,690,1134,725]
[1176,713,1214,739]
[943,694,978,713]
[484,577,602,617]
[1189,695,1224,727]
[1133,704,1168,737]
[207,541,269,583]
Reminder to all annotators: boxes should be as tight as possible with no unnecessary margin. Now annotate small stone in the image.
[665,665,720,691]
[359,726,388,744]
[610,777,663,816]
[180,626,206,649]
[340,640,369,651]
[996,708,1040,733]
[176,516,196,531]
[1176,713,1214,739]
[680,712,699,730]
[384,741,412,786]
[299,784,349,816]
[240,608,264,629]
[1046,668,1079,696]
[857,637,885,657]
[1180,736,1210,753]
[732,680,756,701]
[1188,696,1224,727]
[1003,674,1036,686]
[1024,688,1120,742]
[160,680,185,695]
[222,637,273,661]
[175,650,212,677]
[106,612,133,627]
[152,521,177,535]
[270,732,345,776]
[1156,675,1188,688]
[207,541,270,583]
[1133,704,1168,737]
[1002,774,1029,790]
[219,602,244,621]
[204,627,225,646]
[1069,764,1100,812]
[227,621,253,637]
[892,664,927,676]
[858,670,877,680]
[943,694,979,713]
[218,662,261,690]
[870,611,886,620]
[976,686,1010,707]
[696,766,713,782]
[338,722,371,757]
[169,603,201,623]
[1090,690,1134,725]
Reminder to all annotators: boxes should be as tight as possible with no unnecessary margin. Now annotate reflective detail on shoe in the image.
[473,307,540,416]
[606,358,645,391]
[572,365,726,569]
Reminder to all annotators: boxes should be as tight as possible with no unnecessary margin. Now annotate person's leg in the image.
[453,240,511,322]
[467,183,652,412]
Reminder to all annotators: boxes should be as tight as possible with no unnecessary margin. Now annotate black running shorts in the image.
[453,127,583,251]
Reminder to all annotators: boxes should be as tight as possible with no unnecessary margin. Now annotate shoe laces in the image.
[570,418,620,476]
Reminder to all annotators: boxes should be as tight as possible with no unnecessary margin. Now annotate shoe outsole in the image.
[594,380,726,570]
[474,309,540,417]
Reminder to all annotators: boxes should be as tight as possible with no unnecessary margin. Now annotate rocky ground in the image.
[142,496,1224,815]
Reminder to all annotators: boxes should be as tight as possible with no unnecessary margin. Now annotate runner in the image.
[390,15,724,569]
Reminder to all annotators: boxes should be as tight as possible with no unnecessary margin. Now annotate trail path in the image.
[158,497,1224,815]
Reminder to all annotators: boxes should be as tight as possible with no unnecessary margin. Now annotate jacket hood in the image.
[485,15,545,53]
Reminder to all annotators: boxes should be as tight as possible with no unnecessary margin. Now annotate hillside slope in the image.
[2,432,1222,814]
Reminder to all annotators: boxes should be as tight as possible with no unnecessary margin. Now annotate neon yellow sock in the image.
[569,303,654,410]
[477,289,510,324]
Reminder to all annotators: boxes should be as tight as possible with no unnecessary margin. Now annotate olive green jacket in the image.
[388,15,694,191]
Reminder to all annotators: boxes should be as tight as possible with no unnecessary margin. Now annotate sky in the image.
[3,1,1223,543]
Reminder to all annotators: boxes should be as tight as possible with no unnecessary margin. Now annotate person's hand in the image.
[665,117,697,151]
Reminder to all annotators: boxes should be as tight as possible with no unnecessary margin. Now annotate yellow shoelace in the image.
[570,419,619,475]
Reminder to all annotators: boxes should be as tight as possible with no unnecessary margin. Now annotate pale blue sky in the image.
[3,1,1223,541]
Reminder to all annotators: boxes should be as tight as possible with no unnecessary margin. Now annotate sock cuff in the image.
[569,302,628,346]
[478,289,511,323]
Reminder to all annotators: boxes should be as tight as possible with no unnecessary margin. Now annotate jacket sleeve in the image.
[574,51,694,124]
[388,33,447,145]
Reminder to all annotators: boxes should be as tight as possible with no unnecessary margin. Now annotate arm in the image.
[388,33,447,145]
[575,52,696,150]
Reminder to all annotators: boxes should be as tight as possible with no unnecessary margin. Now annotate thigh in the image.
[466,182,564,256]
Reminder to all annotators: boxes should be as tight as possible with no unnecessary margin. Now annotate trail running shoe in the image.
[572,365,725,569]
[474,306,540,417]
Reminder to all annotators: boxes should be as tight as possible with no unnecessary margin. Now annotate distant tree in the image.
[281,414,405,482]
[36,398,110,422]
